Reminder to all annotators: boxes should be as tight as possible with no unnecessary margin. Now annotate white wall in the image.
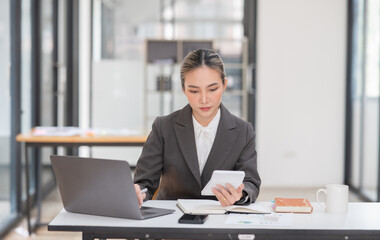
[256,0,347,187]
[91,60,145,165]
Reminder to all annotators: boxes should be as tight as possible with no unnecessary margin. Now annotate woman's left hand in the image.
[212,183,244,207]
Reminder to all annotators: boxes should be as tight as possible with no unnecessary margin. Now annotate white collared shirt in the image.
[192,108,221,174]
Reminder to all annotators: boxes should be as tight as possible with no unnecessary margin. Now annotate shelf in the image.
[144,39,249,128]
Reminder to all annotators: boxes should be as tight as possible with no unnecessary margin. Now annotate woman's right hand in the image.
[134,184,146,208]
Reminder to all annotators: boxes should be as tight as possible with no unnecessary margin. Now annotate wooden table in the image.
[16,133,147,235]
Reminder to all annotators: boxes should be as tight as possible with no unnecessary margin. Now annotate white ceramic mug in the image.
[316,184,349,214]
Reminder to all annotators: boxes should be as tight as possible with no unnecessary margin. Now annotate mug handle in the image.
[316,188,327,208]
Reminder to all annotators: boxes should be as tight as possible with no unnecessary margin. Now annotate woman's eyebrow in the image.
[187,83,219,89]
[207,83,219,87]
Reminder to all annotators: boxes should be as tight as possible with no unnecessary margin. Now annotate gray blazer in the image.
[134,104,261,203]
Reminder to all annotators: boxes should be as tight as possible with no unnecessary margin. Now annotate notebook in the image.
[50,155,175,219]
[177,199,271,215]
[274,197,313,213]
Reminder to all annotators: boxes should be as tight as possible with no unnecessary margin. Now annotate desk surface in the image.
[49,200,380,239]
[16,133,147,144]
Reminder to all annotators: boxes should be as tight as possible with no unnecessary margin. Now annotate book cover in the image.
[274,198,313,213]
[177,199,271,215]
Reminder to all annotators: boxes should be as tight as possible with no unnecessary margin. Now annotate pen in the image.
[141,188,148,194]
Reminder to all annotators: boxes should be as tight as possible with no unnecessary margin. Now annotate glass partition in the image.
[21,0,33,205]
[348,0,380,202]
[0,0,16,231]
[361,0,379,200]
[39,0,56,189]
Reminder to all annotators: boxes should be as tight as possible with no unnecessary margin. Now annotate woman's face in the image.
[183,66,227,127]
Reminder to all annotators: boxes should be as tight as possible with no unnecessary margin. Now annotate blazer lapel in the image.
[174,104,202,186]
[201,104,239,186]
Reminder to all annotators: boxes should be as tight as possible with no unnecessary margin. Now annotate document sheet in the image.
[225,213,293,227]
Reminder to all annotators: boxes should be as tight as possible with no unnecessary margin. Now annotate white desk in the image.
[48,200,380,240]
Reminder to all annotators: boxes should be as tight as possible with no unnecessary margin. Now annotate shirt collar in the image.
[192,108,221,131]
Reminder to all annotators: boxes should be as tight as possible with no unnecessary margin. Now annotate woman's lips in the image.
[200,107,211,111]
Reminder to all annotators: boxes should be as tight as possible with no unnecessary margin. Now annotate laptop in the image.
[50,155,175,219]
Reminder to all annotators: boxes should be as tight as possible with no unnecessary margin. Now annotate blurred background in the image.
[0,0,379,238]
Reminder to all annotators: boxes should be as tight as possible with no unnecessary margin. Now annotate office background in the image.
[0,0,379,238]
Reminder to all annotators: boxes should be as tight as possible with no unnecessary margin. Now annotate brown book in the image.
[274,197,313,213]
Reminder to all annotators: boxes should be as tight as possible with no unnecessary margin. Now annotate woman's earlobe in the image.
[224,78,228,91]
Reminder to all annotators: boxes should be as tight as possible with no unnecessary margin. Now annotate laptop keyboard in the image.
[142,210,155,215]
[141,206,155,215]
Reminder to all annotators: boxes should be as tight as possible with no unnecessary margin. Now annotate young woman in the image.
[134,49,260,207]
